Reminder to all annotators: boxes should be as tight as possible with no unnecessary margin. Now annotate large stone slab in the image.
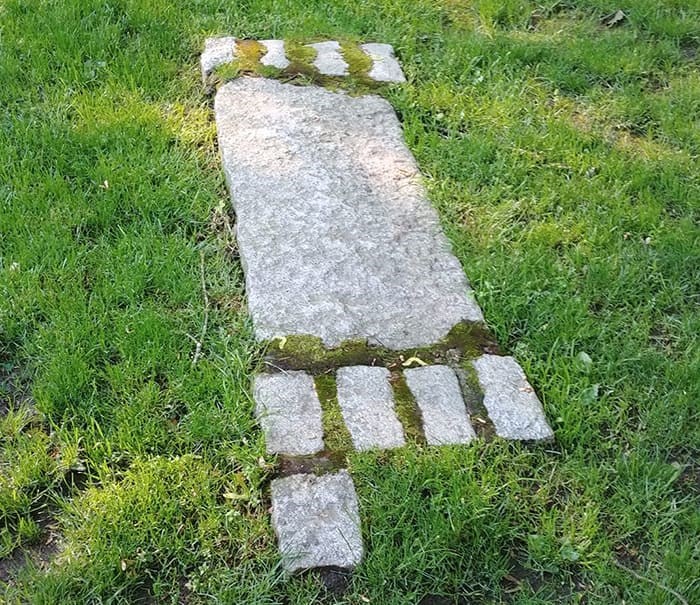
[271,470,363,572]
[336,366,405,451]
[214,77,483,349]
[253,371,324,455]
[404,365,475,445]
[472,355,554,440]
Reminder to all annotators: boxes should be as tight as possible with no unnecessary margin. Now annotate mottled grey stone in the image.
[253,372,324,455]
[271,470,363,572]
[260,39,290,70]
[201,36,236,81]
[308,40,349,76]
[472,355,554,441]
[214,77,483,349]
[336,366,405,451]
[361,43,406,83]
[404,365,475,445]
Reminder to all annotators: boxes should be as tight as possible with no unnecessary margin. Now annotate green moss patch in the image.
[211,38,390,96]
[265,321,498,375]
[314,373,353,457]
[389,370,426,445]
[457,363,496,440]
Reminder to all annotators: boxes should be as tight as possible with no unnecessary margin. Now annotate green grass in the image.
[1,0,698,602]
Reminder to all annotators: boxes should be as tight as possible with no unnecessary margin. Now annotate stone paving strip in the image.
[472,355,554,441]
[201,37,407,83]
[336,366,406,451]
[253,372,324,456]
[404,365,476,445]
[207,39,554,573]
[271,470,363,573]
[215,76,482,348]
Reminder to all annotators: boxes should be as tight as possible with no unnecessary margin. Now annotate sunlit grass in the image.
[1,0,698,603]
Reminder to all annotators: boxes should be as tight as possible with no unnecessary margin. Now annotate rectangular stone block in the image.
[472,355,554,441]
[361,43,406,83]
[308,40,348,76]
[214,77,483,349]
[201,36,236,81]
[404,365,475,445]
[336,366,405,451]
[253,371,324,455]
[271,470,363,572]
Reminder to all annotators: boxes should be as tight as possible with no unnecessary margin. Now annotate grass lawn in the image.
[1,0,698,602]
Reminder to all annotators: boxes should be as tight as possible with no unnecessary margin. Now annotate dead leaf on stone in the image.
[601,10,627,28]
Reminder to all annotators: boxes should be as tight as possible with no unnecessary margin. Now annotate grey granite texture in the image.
[201,36,236,81]
[472,355,554,441]
[361,43,406,83]
[214,77,483,349]
[336,366,405,451]
[271,470,363,572]
[404,365,475,445]
[260,39,290,69]
[308,40,349,76]
[253,371,324,455]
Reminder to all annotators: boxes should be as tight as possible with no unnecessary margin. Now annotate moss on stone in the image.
[208,38,390,97]
[389,371,426,446]
[314,373,353,456]
[457,362,496,440]
[234,39,266,72]
[265,321,499,375]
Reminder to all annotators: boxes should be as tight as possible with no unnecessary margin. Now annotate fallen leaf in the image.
[402,356,428,367]
[601,9,626,28]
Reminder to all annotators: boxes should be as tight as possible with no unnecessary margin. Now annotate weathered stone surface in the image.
[260,39,290,69]
[253,372,324,455]
[308,40,348,76]
[214,77,483,349]
[201,36,236,81]
[361,43,406,83]
[472,355,554,441]
[404,365,475,445]
[336,366,405,451]
[271,470,363,572]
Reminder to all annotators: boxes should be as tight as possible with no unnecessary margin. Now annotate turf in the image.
[1,1,698,603]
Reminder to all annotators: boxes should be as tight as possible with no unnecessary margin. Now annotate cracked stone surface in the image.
[214,77,483,349]
[201,36,236,81]
[404,365,475,445]
[361,43,406,83]
[260,39,290,69]
[271,470,363,572]
[472,355,554,441]
[308,40,348,76]
[336,366,405,451]
[253,372,324,455]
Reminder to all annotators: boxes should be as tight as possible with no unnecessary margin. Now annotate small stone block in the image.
[271,470,363,572]
[336,366,405,451]
[253,371,324,455]
[260,39,290,70]
[361,43,406,83]
[472,355,554,441]
[201,36,236,81]
[308,40,349,76]
[404,365,475,445]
